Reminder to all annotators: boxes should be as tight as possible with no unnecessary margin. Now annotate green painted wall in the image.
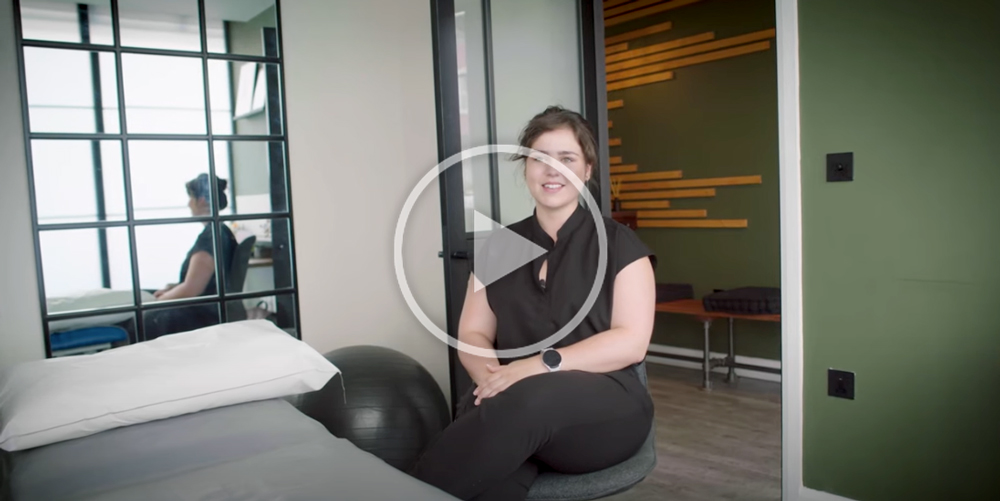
[799,1,1000,499]
[605,0,780,360]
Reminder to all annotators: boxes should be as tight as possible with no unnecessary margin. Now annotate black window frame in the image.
[12,0,301,357]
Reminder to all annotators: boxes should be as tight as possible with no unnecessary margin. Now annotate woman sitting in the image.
[410,106,657,500]
[146,173,237,339]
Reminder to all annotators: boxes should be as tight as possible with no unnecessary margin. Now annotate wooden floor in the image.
[605,364,782,501]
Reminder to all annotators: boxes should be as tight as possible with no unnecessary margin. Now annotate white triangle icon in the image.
[473,210,501,234]
[472,210,548,292]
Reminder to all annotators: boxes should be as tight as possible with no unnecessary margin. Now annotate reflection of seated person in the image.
[146,174,237,340]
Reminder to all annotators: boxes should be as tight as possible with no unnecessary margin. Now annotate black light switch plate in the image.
[828,369,855,400]
[826,152,854,182]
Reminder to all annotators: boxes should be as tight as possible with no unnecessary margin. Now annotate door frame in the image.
[775,0,805,499]
[429,0,809,499]
[428,0,609,413]
[428,0,467,414]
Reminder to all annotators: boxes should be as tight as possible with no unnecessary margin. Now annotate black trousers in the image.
[410,367,654,501]
[143,304,219,340]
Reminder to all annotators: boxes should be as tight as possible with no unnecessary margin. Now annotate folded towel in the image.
[703,287,781,315]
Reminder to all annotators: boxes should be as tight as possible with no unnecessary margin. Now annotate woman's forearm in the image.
[554,327,648,374]
[458,330,500,386]
[156,281,198,301]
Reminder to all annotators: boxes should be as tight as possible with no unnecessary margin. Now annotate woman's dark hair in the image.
[185,173,229,210]
[512,106,598,180]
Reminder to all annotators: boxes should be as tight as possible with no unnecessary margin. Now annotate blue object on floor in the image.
[50,326,128,351]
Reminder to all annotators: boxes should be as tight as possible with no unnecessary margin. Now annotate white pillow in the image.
[0,320,339,452]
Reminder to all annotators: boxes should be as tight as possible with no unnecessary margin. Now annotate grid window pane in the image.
[18,1,298,351]
[143,303,220,341]
[227,293,296,335]
[206,59,233,134]
[49,314,134,358]
[32,140,126,224]
[136,222,229,300]
[205,0,278,58]
[24,47,120,133]
[40,226,135,311]
[209,60,283,135]
[118,0,201,52]
[225,218,293,294]
[122,53,206,134]
[128,140,215,220]
[215,141,287,215]
[19,0,113,45]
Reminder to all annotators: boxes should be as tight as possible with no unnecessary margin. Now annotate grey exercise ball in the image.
[293,345,450,472]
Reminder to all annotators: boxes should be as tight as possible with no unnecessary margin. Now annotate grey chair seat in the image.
[526,362,658,501]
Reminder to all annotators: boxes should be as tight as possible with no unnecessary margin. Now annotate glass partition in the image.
[40,226,134,312]
[490,0,583,225]
[13,0,298,357]
[128,141,213,220]
[205,0,278,58]
[122,54,207,134]
[453,0,494,232]
[23,47,119,133]
[31,140,126,224]
[226,292,296,336]
[19,0,113,45]
[118,0,201,52]
[214,140,288,215]
[208,60,283,135]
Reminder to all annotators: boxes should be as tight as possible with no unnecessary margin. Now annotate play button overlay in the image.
[471,210,547,292]
[393,144,607,360]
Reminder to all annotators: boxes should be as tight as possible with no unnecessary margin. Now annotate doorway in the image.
[430,0,610,410]
[429,0,799,499]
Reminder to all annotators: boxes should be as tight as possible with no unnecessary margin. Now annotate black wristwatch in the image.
[541,348,562,372]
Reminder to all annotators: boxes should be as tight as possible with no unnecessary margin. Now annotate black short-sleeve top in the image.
[481,204,657,364]
[179,224,237,297]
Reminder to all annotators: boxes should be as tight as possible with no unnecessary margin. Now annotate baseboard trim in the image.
[648,343,782,370]
[645,343,782,383]
[799,487,858,501]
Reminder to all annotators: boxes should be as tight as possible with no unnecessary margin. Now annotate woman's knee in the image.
[535,410,652,474]
[474,379,541,422]
[476,373,580,428]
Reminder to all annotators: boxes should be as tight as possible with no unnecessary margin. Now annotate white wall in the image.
[281,0,450,398]
[0,0,46,369]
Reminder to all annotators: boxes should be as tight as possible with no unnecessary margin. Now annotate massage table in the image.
[1,399,457,501]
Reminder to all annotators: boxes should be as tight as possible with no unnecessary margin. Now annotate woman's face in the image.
[188,195,209,216]
[525,127,592,212]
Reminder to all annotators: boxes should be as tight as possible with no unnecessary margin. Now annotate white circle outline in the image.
[393,144,607,359]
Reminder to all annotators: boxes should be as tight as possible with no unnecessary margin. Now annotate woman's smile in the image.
[541,181,565,194]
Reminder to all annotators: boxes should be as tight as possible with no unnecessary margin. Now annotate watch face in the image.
[542,349,561,368]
